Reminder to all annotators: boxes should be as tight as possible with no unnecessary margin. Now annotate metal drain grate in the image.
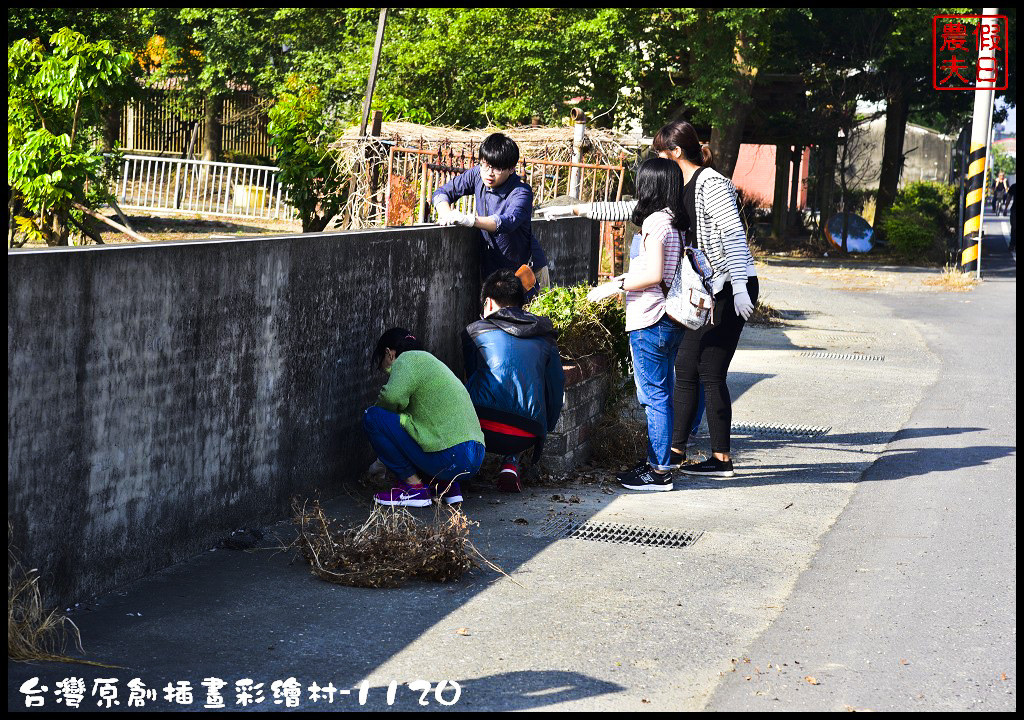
[801,351,885,362]
[731,422,830,437]
[538,517,703,549]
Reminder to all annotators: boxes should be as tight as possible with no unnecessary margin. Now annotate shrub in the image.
[883,206,936,258]
[883,181,956,261]
[527,284,630,377]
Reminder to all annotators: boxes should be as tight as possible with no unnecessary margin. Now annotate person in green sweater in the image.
[364,328,486,507]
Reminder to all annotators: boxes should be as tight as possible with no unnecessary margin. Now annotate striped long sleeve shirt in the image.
[589,170,755,296]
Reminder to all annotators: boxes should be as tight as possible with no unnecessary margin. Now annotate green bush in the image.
[527,284,630,376]
[883,181,956,260]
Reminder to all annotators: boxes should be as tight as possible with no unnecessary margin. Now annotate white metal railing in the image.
[113,154,297,221]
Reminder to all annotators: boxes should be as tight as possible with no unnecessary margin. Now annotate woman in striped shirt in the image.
[549,121,758,479]
[587,158,687,492]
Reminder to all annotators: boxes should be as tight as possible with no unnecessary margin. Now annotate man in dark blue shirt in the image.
[431,133,549,293]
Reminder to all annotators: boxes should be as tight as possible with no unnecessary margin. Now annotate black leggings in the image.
[672,277,759,455]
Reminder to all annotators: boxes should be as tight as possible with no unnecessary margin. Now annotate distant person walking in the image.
[993,172,1010,216]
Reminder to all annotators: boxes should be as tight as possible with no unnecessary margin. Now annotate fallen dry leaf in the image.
[805,676,819,685]
[1000,673,1008,681]
[456,627,470,636]
[899,659,909,666]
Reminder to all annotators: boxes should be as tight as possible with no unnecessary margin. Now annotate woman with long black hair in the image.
[587,158,687,491]
[551,120,758,477]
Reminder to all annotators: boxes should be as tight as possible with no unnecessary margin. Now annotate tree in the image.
[8,29,133,246]
[267,80,347,232]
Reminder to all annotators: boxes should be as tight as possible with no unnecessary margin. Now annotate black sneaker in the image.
[669,450,686,468]
[677,457,735,478]
[617,462,674,491]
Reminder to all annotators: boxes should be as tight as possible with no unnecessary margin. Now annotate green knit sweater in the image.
[376,350,485,452]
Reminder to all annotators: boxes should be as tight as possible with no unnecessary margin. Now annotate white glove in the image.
[538,205,577,221]
[454,211,477,228]
[733,289,754,320]
[587,276,625,303]
[436,210,457,226]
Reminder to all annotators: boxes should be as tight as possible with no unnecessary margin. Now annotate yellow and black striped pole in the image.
[961,8,999,275]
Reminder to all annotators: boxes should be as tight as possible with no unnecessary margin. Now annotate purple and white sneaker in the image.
[434,479,464,505]
[374,484,432,507]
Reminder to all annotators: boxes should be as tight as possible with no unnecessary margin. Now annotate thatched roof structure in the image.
[333,121,640,166]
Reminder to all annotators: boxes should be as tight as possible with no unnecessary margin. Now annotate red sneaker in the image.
[496,457,522,493]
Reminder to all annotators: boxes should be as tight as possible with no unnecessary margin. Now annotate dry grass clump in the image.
[290,499,482,588]
[8,564,83,664]
[8,529,114,666]
[748,298,785,326]
[588,406,648,470]
[923,265,979,292]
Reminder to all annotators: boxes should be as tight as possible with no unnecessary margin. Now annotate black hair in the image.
[630,158,686,231]
[652,120,714,168]
[480,268,526,310]
[479,133,520,170]
[371,327,423,370]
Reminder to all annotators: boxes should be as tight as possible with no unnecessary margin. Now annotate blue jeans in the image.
[629,315,686,471]
[362,407,485,483]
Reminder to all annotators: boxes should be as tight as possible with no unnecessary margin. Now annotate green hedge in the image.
[883,181,956,260]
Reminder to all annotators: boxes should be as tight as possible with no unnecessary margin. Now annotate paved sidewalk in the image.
[8,250,1011,712]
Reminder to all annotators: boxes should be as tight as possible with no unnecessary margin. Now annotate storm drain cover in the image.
[731,422,830,438]
[538,516,702,549]
[801,351,885,362]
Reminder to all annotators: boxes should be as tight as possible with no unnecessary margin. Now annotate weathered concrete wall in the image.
[7,219,598,604]
[846,118,955,190]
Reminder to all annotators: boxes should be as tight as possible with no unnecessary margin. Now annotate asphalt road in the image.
[708,218,1017,711]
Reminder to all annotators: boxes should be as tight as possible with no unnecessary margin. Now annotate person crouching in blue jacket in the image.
[463,269,565,492]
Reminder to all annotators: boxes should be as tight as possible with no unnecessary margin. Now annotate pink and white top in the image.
[624,209,682,332]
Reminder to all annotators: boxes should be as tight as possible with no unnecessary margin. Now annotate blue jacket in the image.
[433,167,549,278]
[462,307,564,437]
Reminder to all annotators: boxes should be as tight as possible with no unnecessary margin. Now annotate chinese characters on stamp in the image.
[933,14,1009,91]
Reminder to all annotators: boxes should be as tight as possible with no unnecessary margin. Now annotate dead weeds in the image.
[290,498,509,589]
[8,528,116,667]
[922,265,979,292]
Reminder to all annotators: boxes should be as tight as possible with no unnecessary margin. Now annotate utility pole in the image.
[961,8,1000,278]
[358,8,388,138]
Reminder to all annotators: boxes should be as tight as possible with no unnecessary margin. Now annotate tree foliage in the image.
[267,79,346,233]
[8,29,133,246]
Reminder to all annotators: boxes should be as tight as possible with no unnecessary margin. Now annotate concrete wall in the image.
[845,118,955,190]
[7,219,598,604]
